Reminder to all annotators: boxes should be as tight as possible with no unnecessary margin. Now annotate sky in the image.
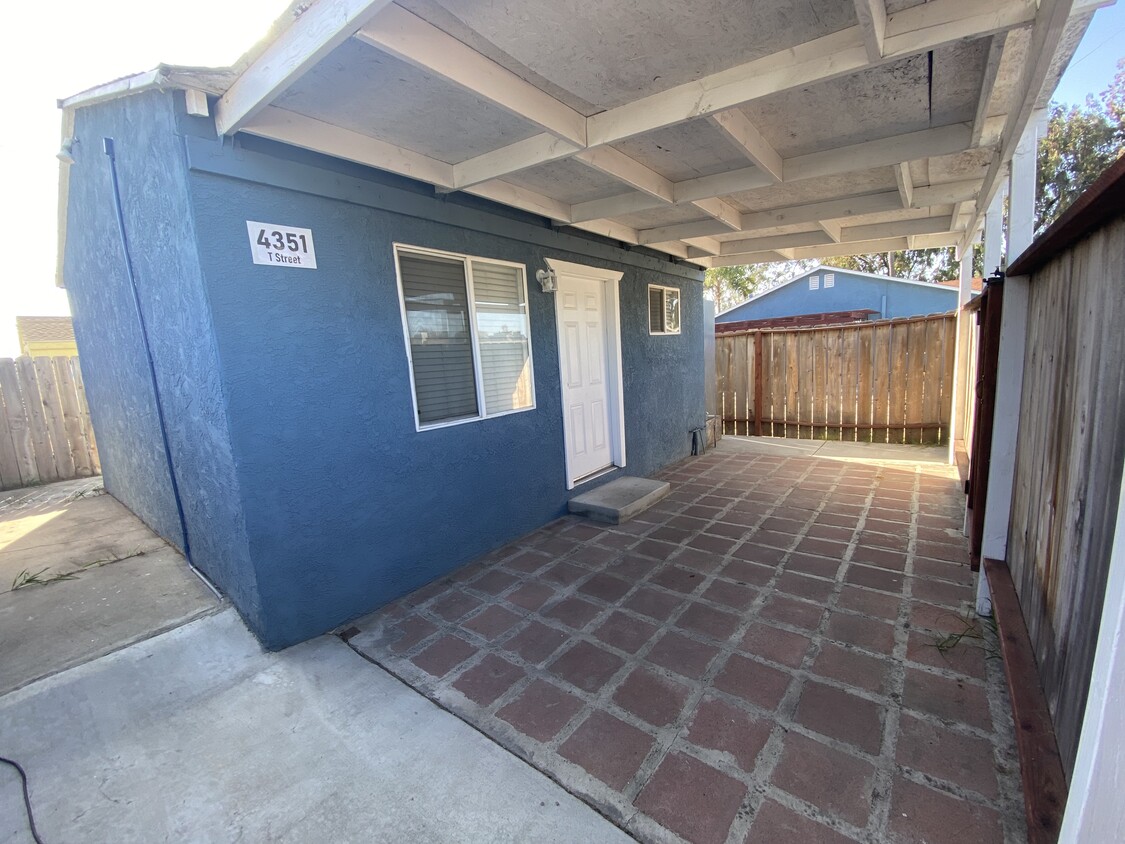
[1,2,1123,358]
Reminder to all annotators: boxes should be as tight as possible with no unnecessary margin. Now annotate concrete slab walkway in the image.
[0,608,632,844]
[0,478,219,695]
[347,438,1025,844]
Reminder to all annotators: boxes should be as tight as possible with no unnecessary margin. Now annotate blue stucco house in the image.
[715,265,961,326]
[57,88,705,649]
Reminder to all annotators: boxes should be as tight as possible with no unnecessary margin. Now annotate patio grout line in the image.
[344,447,1016,844]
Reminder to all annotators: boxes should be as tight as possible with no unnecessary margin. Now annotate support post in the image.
[983,185,1006,276]
[948,252,976,465]
[976,111,1045,615]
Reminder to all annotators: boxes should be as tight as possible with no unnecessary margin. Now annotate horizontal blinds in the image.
[471,261,532,414]
[649,287,665,332]
[400,253,479,424]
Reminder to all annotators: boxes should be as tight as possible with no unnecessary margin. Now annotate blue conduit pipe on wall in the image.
[102,137,221,600]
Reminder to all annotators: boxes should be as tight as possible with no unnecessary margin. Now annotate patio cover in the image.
[59,0,1106,270]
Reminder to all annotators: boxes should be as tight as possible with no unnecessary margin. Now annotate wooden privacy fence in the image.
[0,356,100,491]
[717,313,956,445]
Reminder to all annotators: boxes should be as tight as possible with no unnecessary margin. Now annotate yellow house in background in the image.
[16,316,78,358]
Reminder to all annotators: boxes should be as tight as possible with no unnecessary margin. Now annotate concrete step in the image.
[568,477,671,524]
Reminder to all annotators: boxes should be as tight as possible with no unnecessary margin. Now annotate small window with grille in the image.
[809,275,820,290]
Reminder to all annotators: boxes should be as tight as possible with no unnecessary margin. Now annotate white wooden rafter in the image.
[894,162,914,208]
[709,110,784,182]
[215,0,394,136]
[961,0,1076,253]
[853,0,888,62]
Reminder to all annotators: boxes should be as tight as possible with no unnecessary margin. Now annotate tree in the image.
[831,245,984,281]
[1037,59,1125,232]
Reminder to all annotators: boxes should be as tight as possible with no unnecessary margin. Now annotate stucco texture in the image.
[64,89,705,648]
[63,92,262,629]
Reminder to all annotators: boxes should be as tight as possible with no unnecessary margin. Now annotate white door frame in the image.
[546,258,627,489]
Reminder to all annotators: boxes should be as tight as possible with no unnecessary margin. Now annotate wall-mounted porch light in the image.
[536,268,558,293]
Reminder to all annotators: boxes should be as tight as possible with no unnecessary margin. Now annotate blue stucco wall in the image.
[65,89,705,649]
[716,269,958,322]
[63,91,262,629]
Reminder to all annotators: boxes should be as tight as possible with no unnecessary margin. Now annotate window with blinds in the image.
[396,246,535,429]
[648,285,681,335]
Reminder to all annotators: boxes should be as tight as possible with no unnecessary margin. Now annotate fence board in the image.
[841,328,858,442]
[813,328,828,438]
[785,334,799,438]
[797,330,814,438]
[0,367,21,489]
[769,332,785,438]
[70,359,101,473]
[0,356,100,490]
[17,357,58,483]
[856,327,873,442]
[904,320,927,444]
[872,323,892,443]
[53,358,94,477]
[0,360,37,486]
[33,356,76,479]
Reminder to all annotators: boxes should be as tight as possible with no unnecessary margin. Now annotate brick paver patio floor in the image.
[345,440,1025,844]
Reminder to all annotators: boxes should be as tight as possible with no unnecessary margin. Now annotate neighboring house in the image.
[716,265,970,326]
[15,315,78,357]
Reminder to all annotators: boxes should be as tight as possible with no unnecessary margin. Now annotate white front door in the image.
[549,260,626,487]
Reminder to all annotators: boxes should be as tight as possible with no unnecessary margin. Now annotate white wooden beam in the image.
[784,123,971,182]
[451,134,581,190]
[840,214,955,242]
[708,250,792,267]
[983,184,1006,275]
[690,197,744,231]
[894,162,914,207]
[566,218,641,245]
[720,230,834,256]
[853,0,888,62]
[184,89,210,117]
[570,192,662,224]
[573,146,674,203]
[648,237,721,257]
[240,106,455,188]
[740,191,904,232]
[787,236,911,260]
[673,167,775,205]
[913,179,981,206]
[819,220,843,242]
[638,219,740,244]
[882,0,1036,60]
[971,34,1009,147]
[683,236,724,256]
[355,5,586,146]
[215,0,393,136]
[464,180,572,223]
[709,109,784,182]
[585,0,1035,147]
[962,0,1076,254]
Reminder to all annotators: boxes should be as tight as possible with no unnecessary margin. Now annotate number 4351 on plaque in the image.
[246,221,318,269]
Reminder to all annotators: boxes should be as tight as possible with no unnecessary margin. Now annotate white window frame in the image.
[393,243,537,432]
[809,275,820,290]
[648,284,682,335]
[824,273,835,288]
